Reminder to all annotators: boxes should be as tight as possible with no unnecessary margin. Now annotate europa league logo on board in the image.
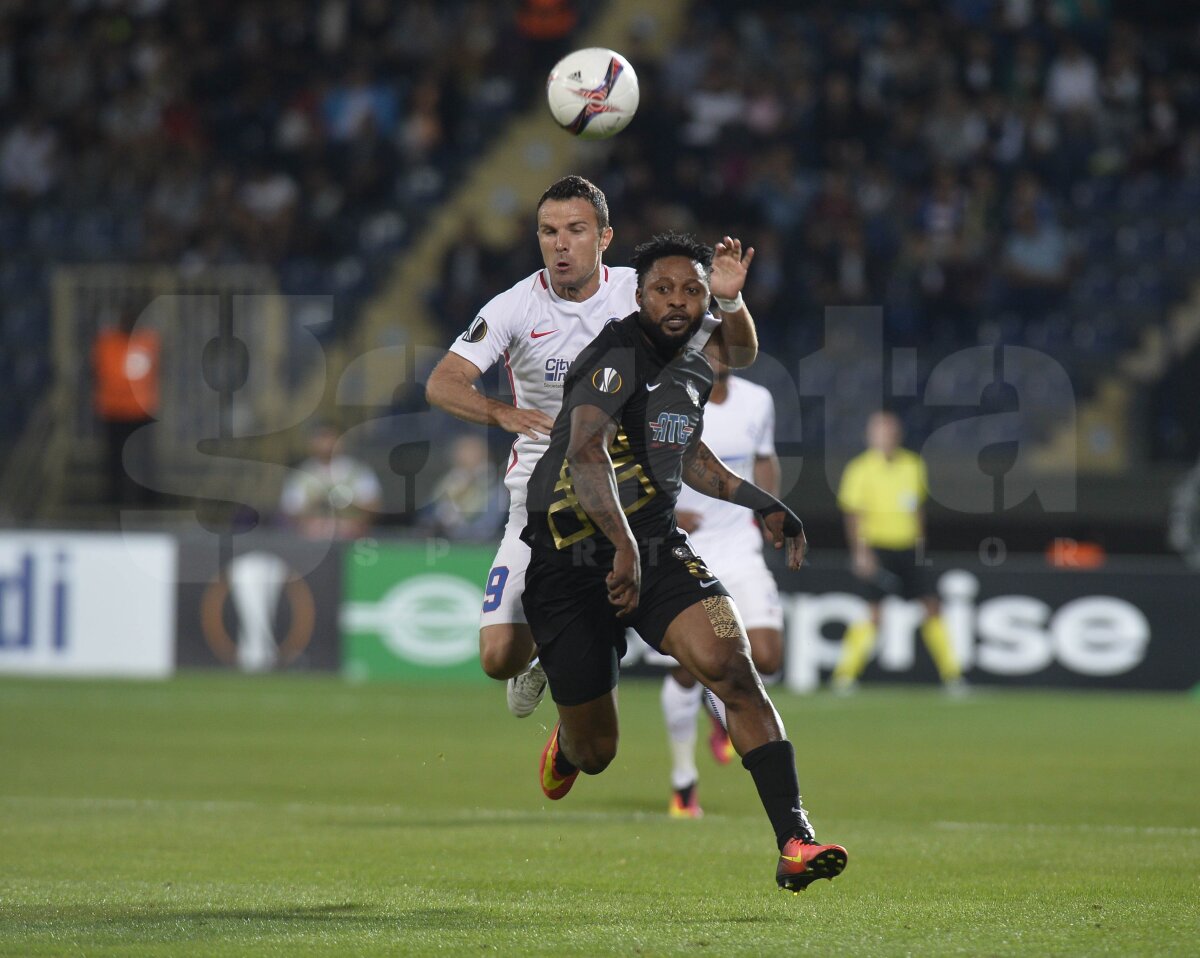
[200,552,315,671]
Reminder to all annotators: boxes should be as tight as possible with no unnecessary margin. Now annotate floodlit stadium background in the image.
[2,0,1198,688]
[1,3,1199,955]
[2,3,1200,955]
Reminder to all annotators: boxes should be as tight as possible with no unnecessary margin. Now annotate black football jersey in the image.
[521,312,714,566]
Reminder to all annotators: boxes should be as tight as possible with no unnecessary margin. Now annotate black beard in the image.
[637,311,701,359]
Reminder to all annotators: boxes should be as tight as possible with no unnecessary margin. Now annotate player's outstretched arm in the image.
[706,235,757,369]
[682,439,739,500]
[683,441,807,569]
[566,404,640,616]
[752,453,783,547]
[426,352,555,440]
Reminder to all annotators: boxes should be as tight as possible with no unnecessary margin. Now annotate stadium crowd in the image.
[431,0,1200,457]
[0,0,568,445]
[4,0,1200,463]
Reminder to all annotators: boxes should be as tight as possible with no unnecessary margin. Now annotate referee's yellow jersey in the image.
[837,448,927,549]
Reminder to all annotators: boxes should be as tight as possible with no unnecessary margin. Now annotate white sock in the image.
[661,674,701,791]
[703,687,728,730]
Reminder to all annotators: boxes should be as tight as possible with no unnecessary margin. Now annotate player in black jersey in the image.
[520,233,848,893]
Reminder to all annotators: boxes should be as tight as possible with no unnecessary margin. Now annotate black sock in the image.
[741,739,815,850]
[675,781,695,806]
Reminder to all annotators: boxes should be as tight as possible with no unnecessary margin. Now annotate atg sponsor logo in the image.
[544,357,570,386]
[649,412,694,445]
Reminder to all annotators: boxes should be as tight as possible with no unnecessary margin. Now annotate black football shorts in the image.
[521,535,731,706]
[859,547,934,601]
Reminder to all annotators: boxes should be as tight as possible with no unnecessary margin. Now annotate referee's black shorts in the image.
[858,547,934,602]
[522,535,731,707]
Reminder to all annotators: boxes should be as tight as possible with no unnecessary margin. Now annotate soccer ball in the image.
[546,48,640,140]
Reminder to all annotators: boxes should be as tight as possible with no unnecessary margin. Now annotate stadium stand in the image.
[2,0,1199,528]
[420,1,1200,462]
[0,0,553,453]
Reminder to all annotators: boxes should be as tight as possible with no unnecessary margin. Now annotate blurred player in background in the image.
[832,410,965,694]
[1167,454,1200,569]
[663,360,783,818]
[425,175,759,716]
[279,422,382,540]
[521,233,846,892]
[420,433,506,542]
[92,306,160,509]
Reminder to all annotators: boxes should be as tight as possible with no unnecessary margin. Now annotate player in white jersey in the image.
[425,175,760,714]
[662,360,784,818]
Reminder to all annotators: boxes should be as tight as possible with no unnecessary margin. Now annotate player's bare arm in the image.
[753,452,783,546]
[426,351,555,440]
[682,438,738,500]
[683,441,807,569]
[753,452,781,497]
[565,403,640,615]
[844,511,877,578]
[705,235,757,369]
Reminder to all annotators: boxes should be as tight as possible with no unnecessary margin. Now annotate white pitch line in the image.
[935,820,1200,837]
[8,797,1192,836]
[0,794,732,823]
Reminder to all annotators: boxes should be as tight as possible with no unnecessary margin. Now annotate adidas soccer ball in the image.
[546,48,640,140]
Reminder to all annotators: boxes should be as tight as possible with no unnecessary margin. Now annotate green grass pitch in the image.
[1,675,1197,957]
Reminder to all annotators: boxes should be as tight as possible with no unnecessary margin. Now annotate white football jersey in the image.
[448,265,719,514]
[676,375,776,560]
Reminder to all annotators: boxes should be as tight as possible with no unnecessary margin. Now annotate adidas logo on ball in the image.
[546,47,640,140]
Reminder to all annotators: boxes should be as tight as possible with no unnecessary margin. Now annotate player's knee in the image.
[748,633,787,677]
[723,668,763,708]
[479,637,522,680]
[698,645,758,701]
[670,665,697,688]
[751,644,782,677]
[574,735,618,775]
[478,646,509,680]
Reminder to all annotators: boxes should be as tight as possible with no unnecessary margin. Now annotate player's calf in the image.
[661,597,780,754]
[559,729,618,775]
[551,695,621,778]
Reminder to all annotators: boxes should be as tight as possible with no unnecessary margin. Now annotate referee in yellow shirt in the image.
[832,410,964,693]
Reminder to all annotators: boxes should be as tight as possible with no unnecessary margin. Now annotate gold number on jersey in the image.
[609,429,656,516]
[547,429,657,550]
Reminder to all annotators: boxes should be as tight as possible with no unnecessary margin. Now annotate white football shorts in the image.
[710,551,784,632]
[479,505,530,627]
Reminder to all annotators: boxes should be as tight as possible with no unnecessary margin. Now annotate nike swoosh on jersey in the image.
[699,579,719,587]
[646,382,663,391]
[530,328,559,339]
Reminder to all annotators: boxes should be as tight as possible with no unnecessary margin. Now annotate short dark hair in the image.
[630,232,714,288]
[536,175,610,230]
